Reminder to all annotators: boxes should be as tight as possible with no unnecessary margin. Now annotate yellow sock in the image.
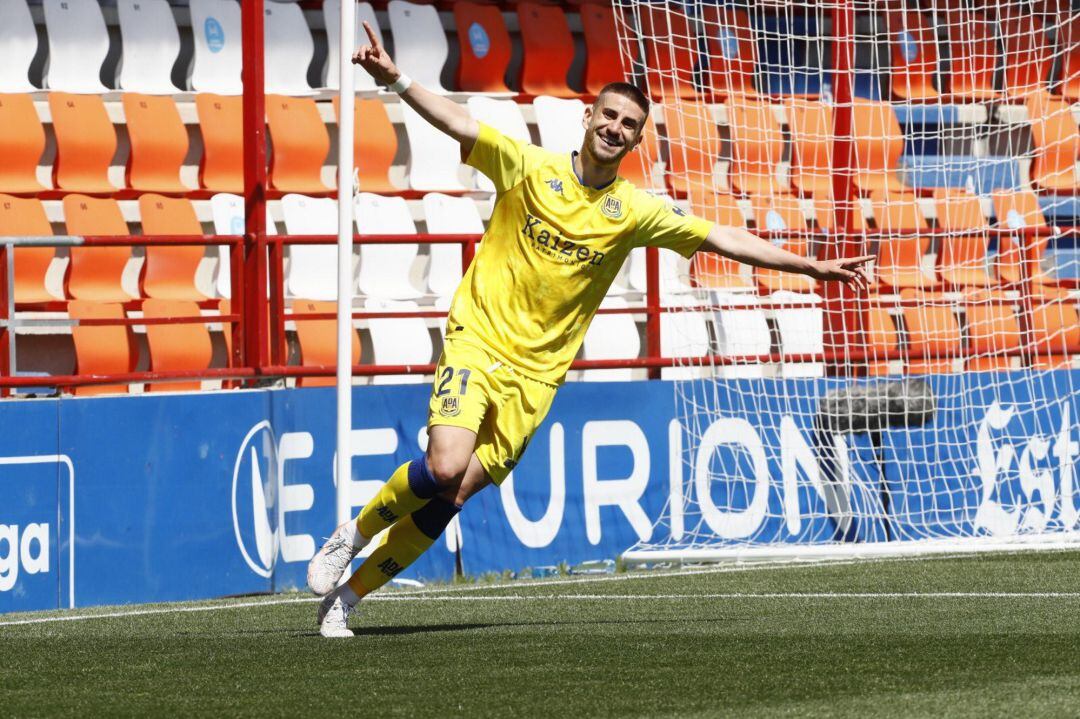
[356,458,440,540]
[347,498,460,598]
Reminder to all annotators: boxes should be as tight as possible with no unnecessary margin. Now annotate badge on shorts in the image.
[601,195,623,219]
[439,396,461,417]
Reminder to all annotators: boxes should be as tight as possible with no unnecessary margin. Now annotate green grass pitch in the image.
[3,551,1080,718]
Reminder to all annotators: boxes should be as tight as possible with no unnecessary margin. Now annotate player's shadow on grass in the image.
[283,617,699,639]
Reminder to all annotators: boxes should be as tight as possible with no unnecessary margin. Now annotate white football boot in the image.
[307,521,368,596]
[317,594,354,638]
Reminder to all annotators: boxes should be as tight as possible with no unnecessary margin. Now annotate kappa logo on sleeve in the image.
[545,178,564,195]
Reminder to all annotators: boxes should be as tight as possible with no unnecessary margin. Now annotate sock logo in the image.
[376,505,398,524]
[377,558,404,577]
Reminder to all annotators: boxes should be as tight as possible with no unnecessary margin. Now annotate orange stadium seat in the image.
[965,303,1022,371]
[580,3,627,95]
[990,189,1067,297]
[61,194,134,302]
[453,2,512,93]
[871,194,938,292]
[942,8,1000,101]
[787,99,833,199]
[638,3,700,100]
[689,193,753,290]
[852,100,909,195]
[0,94,47,193]
[49,92,117,194]
[1059,13,1080,101]
[137,194,209,301]
[266,95,331,194]
[866,306,901,376]
[751,195,815,293]
[333,97,398,194]
[1000,11,1052,99]
[885,8,940,101]
[1026,92,1080,193]
[0,194,57,304]
[1030,300,1080,369]
[902,297,962,374]
[700,6,759,99]
[68,300,135,396]
[517,2,575,97]
[933,190,994,291]
[662,103,722,204]
[142,299,212,393]
[727,97,786,196]
[196,94,243,193]
[122,94,188,193]
[292,300,361,388]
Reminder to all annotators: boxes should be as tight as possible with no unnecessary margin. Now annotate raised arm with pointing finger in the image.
[352,21,479,156]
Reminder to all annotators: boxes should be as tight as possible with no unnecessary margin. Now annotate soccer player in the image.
[308,22,872,637]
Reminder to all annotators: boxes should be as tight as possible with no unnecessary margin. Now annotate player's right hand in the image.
[352,20,400,87]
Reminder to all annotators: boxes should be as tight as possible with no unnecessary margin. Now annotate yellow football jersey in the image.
[447,122,713,385]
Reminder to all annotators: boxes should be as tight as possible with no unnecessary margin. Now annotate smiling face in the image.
[580,91,648,169]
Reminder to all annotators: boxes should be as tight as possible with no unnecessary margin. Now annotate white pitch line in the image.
[0,597,317,628]
[370,592,1080,601]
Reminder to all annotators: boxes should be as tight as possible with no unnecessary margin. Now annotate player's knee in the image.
[425,451,468,490]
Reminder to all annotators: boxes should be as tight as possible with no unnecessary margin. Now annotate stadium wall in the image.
[3,373,1080,613]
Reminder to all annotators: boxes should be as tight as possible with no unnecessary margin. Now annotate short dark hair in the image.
[595,82,651,119]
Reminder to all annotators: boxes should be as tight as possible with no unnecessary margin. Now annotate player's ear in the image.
[582,104,593,130]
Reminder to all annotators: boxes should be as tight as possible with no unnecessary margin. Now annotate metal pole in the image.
[241,0,268,378]
[336,0,357,528]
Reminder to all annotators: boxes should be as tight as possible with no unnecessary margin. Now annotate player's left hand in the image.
[810,255,873,290]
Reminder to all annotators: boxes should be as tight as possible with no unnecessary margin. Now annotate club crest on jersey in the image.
[545,178,564,195]
[440,396,461,417]
[601,195,623,219]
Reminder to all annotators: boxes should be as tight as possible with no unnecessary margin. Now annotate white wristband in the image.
[387,73,412,94]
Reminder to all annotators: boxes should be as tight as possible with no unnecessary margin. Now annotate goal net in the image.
[614,0,1080,562]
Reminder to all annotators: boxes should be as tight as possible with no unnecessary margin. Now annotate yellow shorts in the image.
[427,338,557,485]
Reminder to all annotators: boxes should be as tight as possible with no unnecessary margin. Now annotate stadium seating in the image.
[700,6,759,100]
[1026,92,1080,193]
[0,195,58,305]
[580,3,626,95]
[401,104,468,191]
[852,100,909,195]
[711,293,771,379]
[1030,300,1080,368]
[0,94,47,194]
[1000,11,1052,99]
[1059,12,1080,102]
[142,299,213,393]
[638,3,700,100]
[334,97,398,194]
[323,0,382,92]
[467,98,530,193]
[49,93,117,194]
[581,296,640,381]
[865,307,901,376]
[266,96,332,194]
[365,298,432,384]
[689,194,753,290]
[751,196,815,293]
[68,300,134,396]
[422,193,480,300]
[774,291,824,377]
[902,297,962,374]
[518,3,576,98]
[659,294,711,379]
[628,247,694,298]
[454,2,512,93]
[965,303,1021,372]
[0,0,37,92]
[62,195,134,302]
[263,0,315,96]
[787,99,833,199]
[884,8,939,101]
[727,97,786,196]
[533,96,587,157]
[990,189,1066,296]
[356,193,422,300]
[196,94,244,193]
[871,194,937,292]
[116,0,183,95]
[942,8,1000,101]
[292,300,361,388]
[137,195,209,302]
[122,94,189,194]
[280,194,340,302]
[209,193,277,300]
[388,1,449,94]
[43,0,110,93]
[932,189,995,291]
[189,0,243,94]
[661,103,721,202]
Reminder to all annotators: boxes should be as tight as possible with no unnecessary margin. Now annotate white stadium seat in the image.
[323,0,382,92]
[366,298,433,385]
[582,296,641,381]
[117,0,183,94]
[773,291,824,378]
[533,96,586,156]
[355,193,422,300]
[189,0,243,94]
[0,0,39,92]
[281,194,342,301]
[467,97,530,192]
[628,247,695,298]
[210,194,277,299]
[43,0,110,93]
[388,1,449,94]
[660,293,712,380]
[422,193,484,299]
[712,292,771,379]
[402,104,468,191]
[264,0,314,95]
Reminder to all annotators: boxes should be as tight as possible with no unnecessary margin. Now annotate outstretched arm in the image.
[352,21,479,155]
[701,224,872,289]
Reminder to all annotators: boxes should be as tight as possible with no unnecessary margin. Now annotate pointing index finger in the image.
[362,20,380,50]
